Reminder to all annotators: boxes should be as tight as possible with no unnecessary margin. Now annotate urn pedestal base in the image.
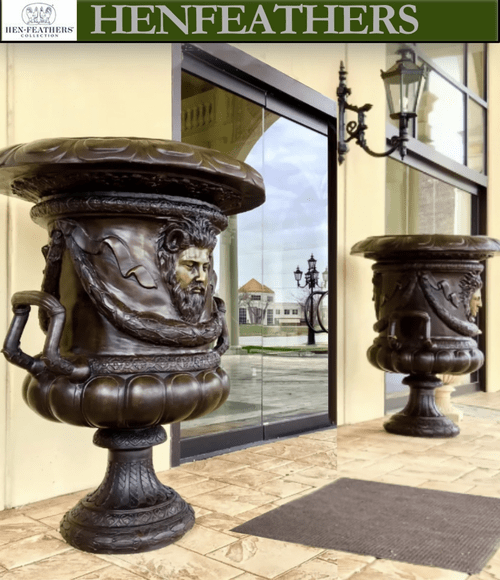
[60,426,195,554]
[383,374,460,438]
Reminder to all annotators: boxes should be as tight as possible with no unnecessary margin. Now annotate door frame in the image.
[170,42,337,464]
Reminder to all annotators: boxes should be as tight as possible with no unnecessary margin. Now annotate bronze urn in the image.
[0,137,265,553]
[351,234,500,438]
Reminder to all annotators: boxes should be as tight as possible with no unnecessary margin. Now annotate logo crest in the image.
[22,3,56,25]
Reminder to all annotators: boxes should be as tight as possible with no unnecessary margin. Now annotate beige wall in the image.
[0,43,173,509]
[233,43,387,426]
[340,44,387,424]
[0,44,6,517]
[485,43,500,393]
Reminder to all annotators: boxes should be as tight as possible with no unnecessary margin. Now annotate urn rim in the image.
[351,234,500,261]
[0,137,265,216]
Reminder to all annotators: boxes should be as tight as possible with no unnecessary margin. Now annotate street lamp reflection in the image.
[294,254,328,346]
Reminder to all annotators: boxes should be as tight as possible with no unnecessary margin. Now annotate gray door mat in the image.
[231,477,500,574]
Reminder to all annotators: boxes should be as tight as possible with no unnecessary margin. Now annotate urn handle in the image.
[2,290,90,382]
[387,310,435,351]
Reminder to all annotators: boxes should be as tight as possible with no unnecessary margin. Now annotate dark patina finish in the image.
[0,137,265,553]
[351,234,500,438]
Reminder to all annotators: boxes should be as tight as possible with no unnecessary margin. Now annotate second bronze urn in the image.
[352,234,500,438]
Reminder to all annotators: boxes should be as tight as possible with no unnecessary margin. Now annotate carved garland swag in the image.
[40,219,229,352]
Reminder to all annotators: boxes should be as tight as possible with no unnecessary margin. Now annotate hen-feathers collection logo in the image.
[2,0,76,40]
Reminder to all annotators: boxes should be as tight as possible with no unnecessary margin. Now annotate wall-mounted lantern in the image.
[337,48,428,164]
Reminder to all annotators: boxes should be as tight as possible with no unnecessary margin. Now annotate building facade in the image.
[0,42,499,510]
[238,279,304,326]
[238,278,275,325]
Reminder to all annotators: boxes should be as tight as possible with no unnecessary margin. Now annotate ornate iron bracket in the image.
[337,62,414,165]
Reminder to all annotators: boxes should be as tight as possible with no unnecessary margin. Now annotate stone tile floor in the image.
[0,428,336,580]
[5,390,500,579]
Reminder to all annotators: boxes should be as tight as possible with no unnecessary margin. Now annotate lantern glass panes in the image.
[381,49,427,119]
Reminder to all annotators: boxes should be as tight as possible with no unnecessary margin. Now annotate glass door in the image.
[179,71,330,457]
[255,116,329,429]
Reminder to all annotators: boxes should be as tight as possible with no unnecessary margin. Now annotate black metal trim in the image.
[265,93,328,136]
[180,425,265,460]
[328,122,338,425]
[182,43,337,120]
[180,413,333,461]
[181,46,266,108]
[181,423,337,464]
[263,413,332,440]
[477,175,488,392]
[181,43,334,135]
[387,124,487,194]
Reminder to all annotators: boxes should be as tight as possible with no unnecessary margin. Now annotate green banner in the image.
[1,0,497,42]
[75,0,498,41]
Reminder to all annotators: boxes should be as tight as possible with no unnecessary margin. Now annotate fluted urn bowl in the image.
[0,137,265,553]
[351,234,500,438]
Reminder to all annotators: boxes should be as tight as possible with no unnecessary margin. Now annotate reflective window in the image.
[180,72,328,441]
[417,68,465,164]
[386,44,487,172]
[419,43,464,84]
[386,159,472,236]
[468,43,485,99]
[468,98,485,173]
